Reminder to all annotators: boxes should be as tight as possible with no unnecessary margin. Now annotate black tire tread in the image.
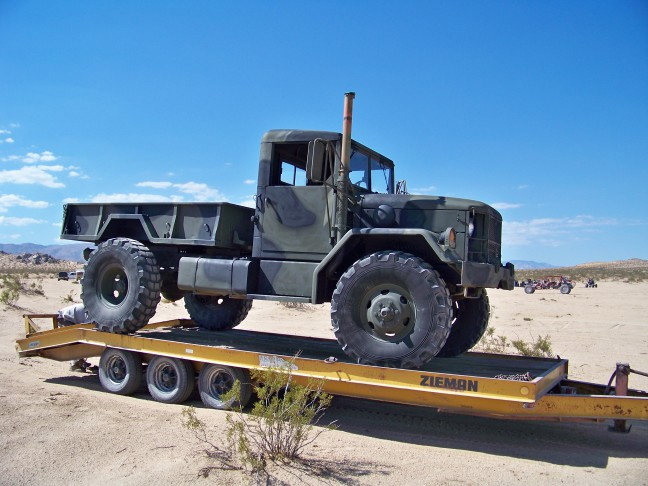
[81,238,161,334]
[436,292,490,357]
[184,294,252,331]
[331,251,452,369]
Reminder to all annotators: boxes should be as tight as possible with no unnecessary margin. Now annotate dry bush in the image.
[475,327,555,358]
[182,362,336,480]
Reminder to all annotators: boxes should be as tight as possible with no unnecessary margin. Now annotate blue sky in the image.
[1,1,646,266]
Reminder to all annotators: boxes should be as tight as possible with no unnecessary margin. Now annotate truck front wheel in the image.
[331,251,452,368]
[82,238,161,333]
[184,293,252,331]
[436,292,490,357]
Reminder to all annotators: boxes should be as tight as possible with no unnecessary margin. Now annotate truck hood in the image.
[359,194,502,220]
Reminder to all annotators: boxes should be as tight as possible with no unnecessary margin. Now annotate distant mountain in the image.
[0,243,91,263]
[508,260,556,270]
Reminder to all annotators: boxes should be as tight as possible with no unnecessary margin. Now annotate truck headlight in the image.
[439,227,456,249]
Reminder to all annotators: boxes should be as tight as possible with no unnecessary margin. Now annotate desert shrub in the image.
[511,335,554,358]
[62,291,75,303]
[278,301,311,311]
[0,274,22,306]
[474,327,509,354]
[182,361,335,478]
[476,327,555,358]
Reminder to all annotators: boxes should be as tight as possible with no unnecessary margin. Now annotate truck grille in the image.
[467,213,502,265]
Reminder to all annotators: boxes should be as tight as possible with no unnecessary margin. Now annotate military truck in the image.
[60,93,514,368]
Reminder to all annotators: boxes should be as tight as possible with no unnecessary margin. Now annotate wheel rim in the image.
[106,355,127,384]
[207,368,235,399]
[97,263,129,306]
[362,283,414,342]
[152,362,178,392]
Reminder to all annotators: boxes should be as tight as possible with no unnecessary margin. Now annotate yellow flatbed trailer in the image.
[16,314,648,430]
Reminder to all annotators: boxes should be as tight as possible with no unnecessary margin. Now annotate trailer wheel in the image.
[331,251,452,368]
[436,292,490,357]
[560,284,572,295]
[82,238,161,334]
[146,356,195,404]
[98,348,143,395]
[524,285,535,294]
[198,364,252,410]
[184,293,252,331]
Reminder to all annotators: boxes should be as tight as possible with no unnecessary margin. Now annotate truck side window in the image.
[280,161,307,186]
[271,142,309,186]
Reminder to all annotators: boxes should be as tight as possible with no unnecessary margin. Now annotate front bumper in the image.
[460,261,515,290]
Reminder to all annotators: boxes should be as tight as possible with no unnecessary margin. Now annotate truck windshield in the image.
[349,149,393,194]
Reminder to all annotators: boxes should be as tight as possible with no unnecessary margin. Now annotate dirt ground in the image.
[1,277,647,485]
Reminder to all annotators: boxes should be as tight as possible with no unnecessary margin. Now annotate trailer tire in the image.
[198,364,252,410]
[184,293,252,331]
[331,251,452,368]
[436,292,490,357]
[524,285,535,294]
[98,348,143,395]
[146,356,195,404]
[82,238,161,334]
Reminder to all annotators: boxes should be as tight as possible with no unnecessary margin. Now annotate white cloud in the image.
[491,202,522,210]
[135,180,226,202]
[23,151,58,163]
[63,198,80,204]
[91,193,181,203]
[1,155,20,162]
[0,194,49,213]
[0,137,14,144]
[68,171,81,177]
[0,166,65,188]
[503,215,619,248]
[410,185,437,195]
[243,179,256,185]
[9,123,20,128]
[136,181,173,189]
[238,197,256,208]
[0,130,10,135]
[0,216,47,226]
[517,184,529,190]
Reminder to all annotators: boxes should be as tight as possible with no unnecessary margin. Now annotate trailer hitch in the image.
[605,362,648,433]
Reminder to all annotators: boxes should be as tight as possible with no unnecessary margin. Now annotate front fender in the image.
[311,228,459,303]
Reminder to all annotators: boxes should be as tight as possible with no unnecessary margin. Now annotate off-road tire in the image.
[331,251,452,369]
[184,293,252,331]
[146,356,195,404]
[198,364,252,410]
[559,284,572,294]
[98,348,143,395]
[436,292,490,357]
[524,285,535,294]
[82,238,161,333]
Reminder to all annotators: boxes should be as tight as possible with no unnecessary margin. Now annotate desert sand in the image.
[0,277,647,485]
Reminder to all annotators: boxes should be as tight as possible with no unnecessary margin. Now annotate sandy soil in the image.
[1,277,647,485]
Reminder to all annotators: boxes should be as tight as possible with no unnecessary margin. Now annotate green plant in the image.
[227,364,335,470]
[511,334,554,358]
[0,274,22,306]
[182,360,336,478]
[62,291,75,303]
[474,327,509,354]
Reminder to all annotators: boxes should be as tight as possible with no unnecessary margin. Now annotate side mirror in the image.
[306,140,326,182]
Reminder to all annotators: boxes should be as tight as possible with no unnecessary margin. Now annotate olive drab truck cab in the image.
[61,93,514,368]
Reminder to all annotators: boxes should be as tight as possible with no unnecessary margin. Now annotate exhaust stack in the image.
[335,92,355,241]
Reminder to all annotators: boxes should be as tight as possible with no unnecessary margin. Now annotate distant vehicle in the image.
[57,271,69,281]
[525,275,573,295]
[585,278,598,288]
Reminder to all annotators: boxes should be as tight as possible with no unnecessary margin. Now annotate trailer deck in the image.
[16,315,648,427]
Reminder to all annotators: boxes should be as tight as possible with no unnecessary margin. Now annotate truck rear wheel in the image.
[198,364,252,410]
[82,238,161,333]
[331,251,452,368]
[184,293,252,331]
[436,292,490,357]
